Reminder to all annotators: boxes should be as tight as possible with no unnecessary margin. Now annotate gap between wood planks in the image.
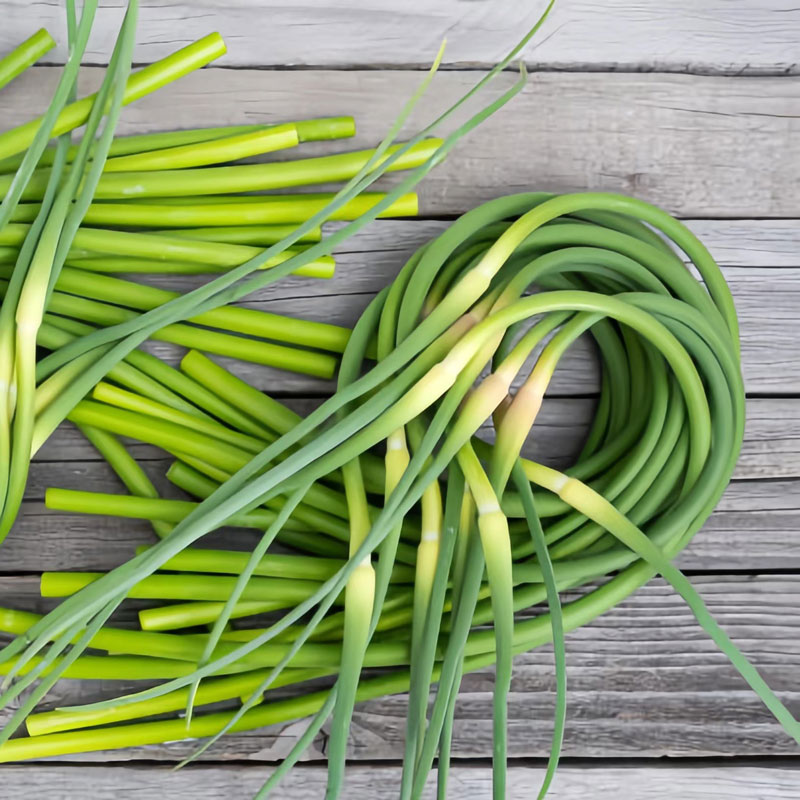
[31,63,800,77]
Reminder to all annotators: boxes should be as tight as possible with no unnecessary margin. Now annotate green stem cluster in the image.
[1,187,784,800]
[2,6,783,800]
[0,15,443,539]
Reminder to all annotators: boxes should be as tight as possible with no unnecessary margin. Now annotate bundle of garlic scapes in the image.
[0,11,435,541]
[4,191,800,800]
[2,2,798,800]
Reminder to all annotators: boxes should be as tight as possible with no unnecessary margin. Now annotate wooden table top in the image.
[1,2,798,797]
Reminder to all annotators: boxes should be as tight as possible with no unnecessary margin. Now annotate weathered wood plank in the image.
[31,396,800,480]
[3,762,800,799]
[0,22,797,783]
[2,1,799,74]
[6,476,800,573]
[173,263,800,396]
[7,394,796,572]
[1,575,798,761]
[39,221,800,396]
[3,69,799,219]
[138,219,800,396]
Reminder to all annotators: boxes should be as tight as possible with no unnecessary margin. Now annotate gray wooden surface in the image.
[1,2,799,797]
[3,1,800,74]
[3,763,800,799]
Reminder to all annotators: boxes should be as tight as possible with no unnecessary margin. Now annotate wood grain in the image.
[0,6,798,787]
[23,217,800,397]
[2,69,799,219]
[29,395,800,479]
[2,1,799,74]
[7,476,800,572]
[3,762,800,799]
[1,575,798,761]
[3,395,796,573]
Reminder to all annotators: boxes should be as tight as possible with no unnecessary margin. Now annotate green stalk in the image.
[0,684,353,761]
[0,652,195,682]
[27,666,327,737]
[103,123,300,172]
[2,0,137,542]
[457,442,513,800]
[0,124,261,175]
[63,254,330,276]
[34,316,278,444]
[133,545,414,584]
[400,463,463,800]
[2,142,438,201]
[511,461,565,800]
[0,607,361,695]
[41,571,326,606]
[434,487,472,800]
[76,424,173,538]
[0,8,573,748]
[0,33,227,162]
[398,418,443,799]
[135,546,353,581]
[0,225,336,277]
[0,29,56,91]
[49,265,348,353]
[0,2,94,537]
[44,192,417,228]
[0,116,355,174]
[91,381,268,452]
[24,286,339,378]
[157,224,322,246]
[530,461,800,744]
[164,461,355,545]
[108,344,274,438]
[45,487,310,533]
[323,294,380,798]
[179,351,386,492]
[180,350,304,434]
[62,400,296,480]
[138,601,285,632]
